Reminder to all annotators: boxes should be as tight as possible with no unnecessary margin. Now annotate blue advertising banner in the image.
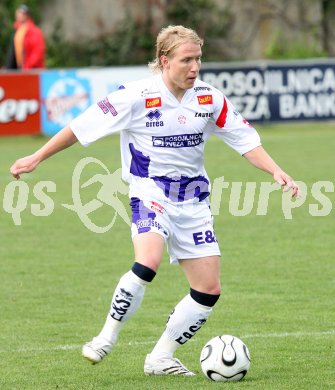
[40,70,92,136]
[200,60,335,122]
[39,66,151,135]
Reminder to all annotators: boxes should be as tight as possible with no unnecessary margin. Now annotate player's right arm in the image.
[10,81,135,180]
[10,125,78,180]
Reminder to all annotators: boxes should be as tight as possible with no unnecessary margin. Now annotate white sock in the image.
[98,270,148,344]
[150,294,212,360]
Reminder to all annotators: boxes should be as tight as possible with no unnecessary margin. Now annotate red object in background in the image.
[0,73,41,136]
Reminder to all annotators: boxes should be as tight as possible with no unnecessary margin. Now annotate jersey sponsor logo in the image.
[197,95,213,105]
[193,230,217,245]
[146,109,164,127]
[146,121,164,127]
[194,86,212,92]
[145,97,162,108]
[152,133,203,148]
[146,109,162,120]
[195,112,213,117]
[136,218,163,231]
[149,201,165,214]
[141,89,160,97]
[97,97,118,116]
[178,115,186,124]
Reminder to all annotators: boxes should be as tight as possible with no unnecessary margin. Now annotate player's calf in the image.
[82,262,156,364]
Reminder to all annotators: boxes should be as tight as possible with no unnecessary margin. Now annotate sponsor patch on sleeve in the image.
[97,97,118,116]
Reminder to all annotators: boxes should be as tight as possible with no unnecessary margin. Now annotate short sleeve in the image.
[70,88,132,147]
[212,94,261,155]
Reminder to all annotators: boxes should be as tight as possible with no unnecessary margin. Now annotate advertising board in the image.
[200,60,335,122]
[0,74,41,136]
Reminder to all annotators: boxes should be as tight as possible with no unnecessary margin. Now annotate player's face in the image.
[161,42,202,99]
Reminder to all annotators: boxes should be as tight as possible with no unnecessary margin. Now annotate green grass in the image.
[0,122,334,389]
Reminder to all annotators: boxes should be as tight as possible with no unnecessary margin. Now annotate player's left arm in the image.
[210,92,300,198]
[243,145,300,198]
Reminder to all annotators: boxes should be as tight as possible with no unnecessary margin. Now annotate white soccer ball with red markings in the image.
[200,335,251,382]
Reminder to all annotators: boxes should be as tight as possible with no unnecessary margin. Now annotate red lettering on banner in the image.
[197,95,213,105]
[0,74,40,136]
[145,97,162,108]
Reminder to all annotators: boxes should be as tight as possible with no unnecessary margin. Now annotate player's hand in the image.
[273,170,300,198]
[10,154,40,180]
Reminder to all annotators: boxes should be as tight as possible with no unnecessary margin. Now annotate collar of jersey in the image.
[156,74,195,105]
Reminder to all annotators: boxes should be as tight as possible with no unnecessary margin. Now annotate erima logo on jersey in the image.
[145,97,162,108]
[152,133,203,148]
[146,109,164,127]
[197,95,213,105]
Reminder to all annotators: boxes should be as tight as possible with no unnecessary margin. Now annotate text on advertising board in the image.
[0,74,40,136]
[200,63,335,122]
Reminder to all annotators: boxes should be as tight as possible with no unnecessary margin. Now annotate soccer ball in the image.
[200,334,251,382]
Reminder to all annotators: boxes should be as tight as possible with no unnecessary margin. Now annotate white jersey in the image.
[70,74,261,203]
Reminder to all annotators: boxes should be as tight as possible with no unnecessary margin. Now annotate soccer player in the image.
[10,25,300,376]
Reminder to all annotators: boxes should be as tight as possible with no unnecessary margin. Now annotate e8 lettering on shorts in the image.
[193,230,217,245]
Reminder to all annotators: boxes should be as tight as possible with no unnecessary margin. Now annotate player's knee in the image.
[131,261,156,283]
[191,280,221,297]
[190,287,221,307]
[206,282,222,296]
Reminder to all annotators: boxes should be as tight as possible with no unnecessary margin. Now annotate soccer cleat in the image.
[144,354,195,376]
[82,336,113,364]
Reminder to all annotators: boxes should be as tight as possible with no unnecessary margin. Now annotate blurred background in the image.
[0,0,334,136]
[1,0,335,67]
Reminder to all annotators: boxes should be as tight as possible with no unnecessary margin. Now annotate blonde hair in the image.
[149,25,203,73]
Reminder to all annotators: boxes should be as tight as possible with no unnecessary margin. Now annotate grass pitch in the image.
[0,122,334,389]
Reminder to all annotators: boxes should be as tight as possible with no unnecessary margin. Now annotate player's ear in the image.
[160,55,169,69]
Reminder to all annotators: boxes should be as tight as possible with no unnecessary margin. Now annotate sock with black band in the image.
[132,261,156,282]
[190,288,220,307]
[97,262,156,344]
[149,289,220,360]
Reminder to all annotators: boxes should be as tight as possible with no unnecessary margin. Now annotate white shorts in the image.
[130,197,221,264]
